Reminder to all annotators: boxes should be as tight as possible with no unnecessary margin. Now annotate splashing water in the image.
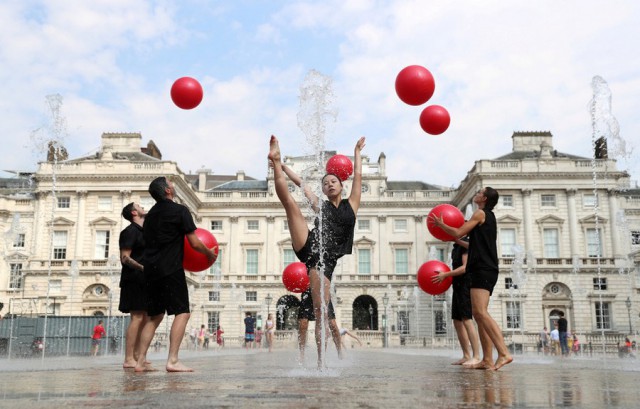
[296,70,338,366]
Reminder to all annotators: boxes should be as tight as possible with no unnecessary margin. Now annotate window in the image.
[505,277,518,290]
[583,194,598,208]
[499,228,516,258]
[207,311,220,333]
[246,291,257,302]
[209,248,223,276]
[394,248,409,274]
[283,220,289,231]
[436,248,445,262]
[13,233,25,248]
[53,231,68,260]
[48,279,62,293]
[361,184,370,194]
[57,196,70,209]
[358,248,371,274]
[501,195,514,208]
[245,249,258,275]
[397,311,410,335]
[433,310,446,335]
[586,228,603,257]
[631,231,640,245]
[247,220,259,231]
[208,291,220,302]
[97,196,112,211]
[393,219,407,232]
[94,230,110,259]
[9,263,23,289]
[593,277,607,290]
[506,301,521,329]
[543,228,559,258]
[283,249,295,270]
[210,220,223,231]
[358,219,371,232]
[595,302,611,330]
[541,194,556,207]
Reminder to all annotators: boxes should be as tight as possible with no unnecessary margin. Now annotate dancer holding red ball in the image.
[430,187,512,371]
[268,134,365,369]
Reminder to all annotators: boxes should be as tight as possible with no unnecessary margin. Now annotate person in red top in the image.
[91,320,106,356]
[215,326,224,350]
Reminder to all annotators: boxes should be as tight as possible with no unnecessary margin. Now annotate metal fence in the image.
[0,315,130,358]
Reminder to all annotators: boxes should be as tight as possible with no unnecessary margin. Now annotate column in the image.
[74,191,88,259]
[566,188,579,257]
[521,189,533,253]
[608,189,622,257]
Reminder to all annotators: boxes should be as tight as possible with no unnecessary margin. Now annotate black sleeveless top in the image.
[451,238,469,287]
[312,199,356,256]
[466,209,498,274]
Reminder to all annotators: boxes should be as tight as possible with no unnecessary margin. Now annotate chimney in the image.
[236,170,245,181]
[595,137,608,159]
[197,168,211,192]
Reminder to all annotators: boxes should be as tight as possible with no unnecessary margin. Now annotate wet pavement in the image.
[0,348,639,408]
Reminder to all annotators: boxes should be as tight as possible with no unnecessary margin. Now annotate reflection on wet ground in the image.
[1,348,639,408]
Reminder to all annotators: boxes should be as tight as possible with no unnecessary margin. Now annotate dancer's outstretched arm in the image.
[348,137,366,213]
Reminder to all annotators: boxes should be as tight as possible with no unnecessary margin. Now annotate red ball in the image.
[419,105,450,135]
[282,262,309,293]
[183,228,218,272]
[170,77,203,110]
[395,65,435,106]
[325,154,353,181]
[417,260,452,295]
[427,204,465,241]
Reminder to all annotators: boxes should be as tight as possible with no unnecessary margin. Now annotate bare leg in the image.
[461,318,481,367]
[471,289,512,370]
[135,314,164,372]
[298,319,308,363]
[124,311,147,368]
[328,319,343,359]
[269,135,309,251]
[311,269,336,368]
[452,319,471,365]
[166,312,193,372]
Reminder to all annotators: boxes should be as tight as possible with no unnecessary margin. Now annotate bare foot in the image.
[467,360,495,370]
[451,358,468,365]
[493,355,513,371]
[133,363,158,372]
[268,135,281,163]
[462,358,481,368]
[123,361,136,369]
[166,361,194,372]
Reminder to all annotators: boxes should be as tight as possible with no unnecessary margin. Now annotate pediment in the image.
[354,236,376,245]
[46,217,75,227]
[536,214,564,224]
[498,215,522,224]
[88,217,118,226]
[579,214,607,224]
[6,252,29,261]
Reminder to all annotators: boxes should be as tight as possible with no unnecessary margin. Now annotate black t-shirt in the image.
[558,317,568,332]
[312,199,356,256]
[244,316,256,334]
[143,199,197,280]
[118,222,145,285]
[467,209,498,274]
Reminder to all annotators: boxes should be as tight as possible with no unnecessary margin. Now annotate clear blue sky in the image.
[1,0,638,187]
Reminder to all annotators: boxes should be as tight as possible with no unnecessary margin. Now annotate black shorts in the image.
[451,279,473,321]
[146,270,190,317]
[119,280,149,313]
[298,289,335,321]
[470,269,499,296]
[294,230,339,280]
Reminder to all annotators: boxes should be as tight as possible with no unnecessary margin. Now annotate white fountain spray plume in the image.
[30,94,68,362]
[106,254,120,353]
[296,69,337,367]
[511,244,527,288]
[589,75,631,352]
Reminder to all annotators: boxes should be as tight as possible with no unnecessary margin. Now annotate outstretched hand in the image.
[431,271,446,284]
[355,136,366,152]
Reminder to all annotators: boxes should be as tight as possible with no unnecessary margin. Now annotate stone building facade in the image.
[1,131,638,348]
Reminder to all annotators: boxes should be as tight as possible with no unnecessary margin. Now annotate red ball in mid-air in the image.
[171,76,203,110]
[427,204,465,241]
[395,65,436,106]
[183,228,218,272]
[417,260,452,295]
[419,105,450,135]
[326,154,353,181]
[282,262,309,293]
